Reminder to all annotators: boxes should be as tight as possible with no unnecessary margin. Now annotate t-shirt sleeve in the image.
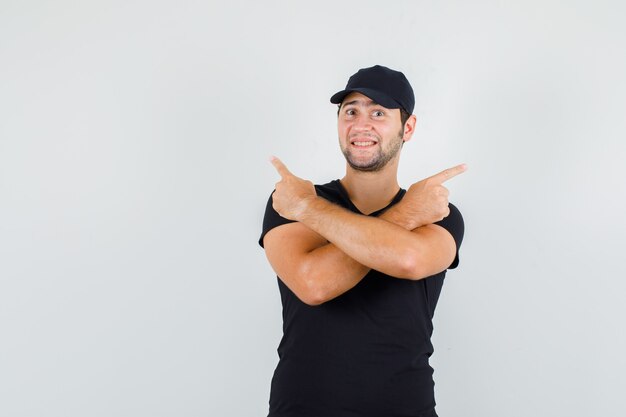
[434,202,464,269]
[259,191,297,248]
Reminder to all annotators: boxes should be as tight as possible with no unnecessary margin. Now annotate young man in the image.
[259,65,465,417]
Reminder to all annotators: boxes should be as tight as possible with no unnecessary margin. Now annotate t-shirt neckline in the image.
[332,179,406,216]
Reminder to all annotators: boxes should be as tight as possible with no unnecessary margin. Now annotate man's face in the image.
[337,92,405,172]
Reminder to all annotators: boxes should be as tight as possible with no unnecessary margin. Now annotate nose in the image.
[352,114,372,131]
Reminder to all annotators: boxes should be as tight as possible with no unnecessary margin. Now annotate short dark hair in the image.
[337,105,411,128]
[399,108,410,127]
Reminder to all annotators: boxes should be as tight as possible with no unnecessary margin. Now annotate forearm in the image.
[297,200,423,303]
[298,196,424,278]
[298,242,370,304]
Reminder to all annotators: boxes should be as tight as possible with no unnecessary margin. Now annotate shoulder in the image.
[434,202,465,269]
[259,191,293,248]
[435,203,464,241]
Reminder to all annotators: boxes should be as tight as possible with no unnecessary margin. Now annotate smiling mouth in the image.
[350,139,378,147]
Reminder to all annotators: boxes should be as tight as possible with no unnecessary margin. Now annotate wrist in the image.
[293,195,321,222]
[380,204,416,230]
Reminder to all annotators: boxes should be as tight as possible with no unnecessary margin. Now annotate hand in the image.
[270,156,317,221]
[397,164,467,229]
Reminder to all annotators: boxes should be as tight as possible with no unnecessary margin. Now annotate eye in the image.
[345,109,356,116]
[373,110,384,117]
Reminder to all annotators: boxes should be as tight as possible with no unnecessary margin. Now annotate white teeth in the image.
[353,141,375,146]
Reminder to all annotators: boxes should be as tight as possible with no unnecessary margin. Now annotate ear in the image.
[402,114,417,142]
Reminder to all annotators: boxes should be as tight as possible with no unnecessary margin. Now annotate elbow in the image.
[397,251,448,280]
[294,263,330,306]
[397,251,429,280]
[298,281,328,306]
[299,291,326,306]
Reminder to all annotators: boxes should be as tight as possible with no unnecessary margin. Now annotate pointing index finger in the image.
[269,155,293,178]
[429,163,468,183]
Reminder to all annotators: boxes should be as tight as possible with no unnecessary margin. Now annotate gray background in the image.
[1,1,625,416]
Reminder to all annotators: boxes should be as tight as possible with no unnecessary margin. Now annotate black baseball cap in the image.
[330,65,415,114]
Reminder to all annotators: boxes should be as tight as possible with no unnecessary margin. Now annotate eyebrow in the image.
[341,99,381,108]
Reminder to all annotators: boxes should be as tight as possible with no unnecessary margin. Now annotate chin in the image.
[347,159,385,172]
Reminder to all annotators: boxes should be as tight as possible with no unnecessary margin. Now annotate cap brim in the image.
[330,87,401,110]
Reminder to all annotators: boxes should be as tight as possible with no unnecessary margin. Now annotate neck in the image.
[339,158,401,215]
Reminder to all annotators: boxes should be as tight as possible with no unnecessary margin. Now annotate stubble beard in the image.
[341,128,405,172]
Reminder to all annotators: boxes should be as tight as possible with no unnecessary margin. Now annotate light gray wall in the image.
[1,1,625,416]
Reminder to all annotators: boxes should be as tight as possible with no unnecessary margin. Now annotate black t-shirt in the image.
[259,180,464,417]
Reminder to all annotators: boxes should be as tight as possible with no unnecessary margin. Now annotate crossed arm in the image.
[263,157,466,306]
